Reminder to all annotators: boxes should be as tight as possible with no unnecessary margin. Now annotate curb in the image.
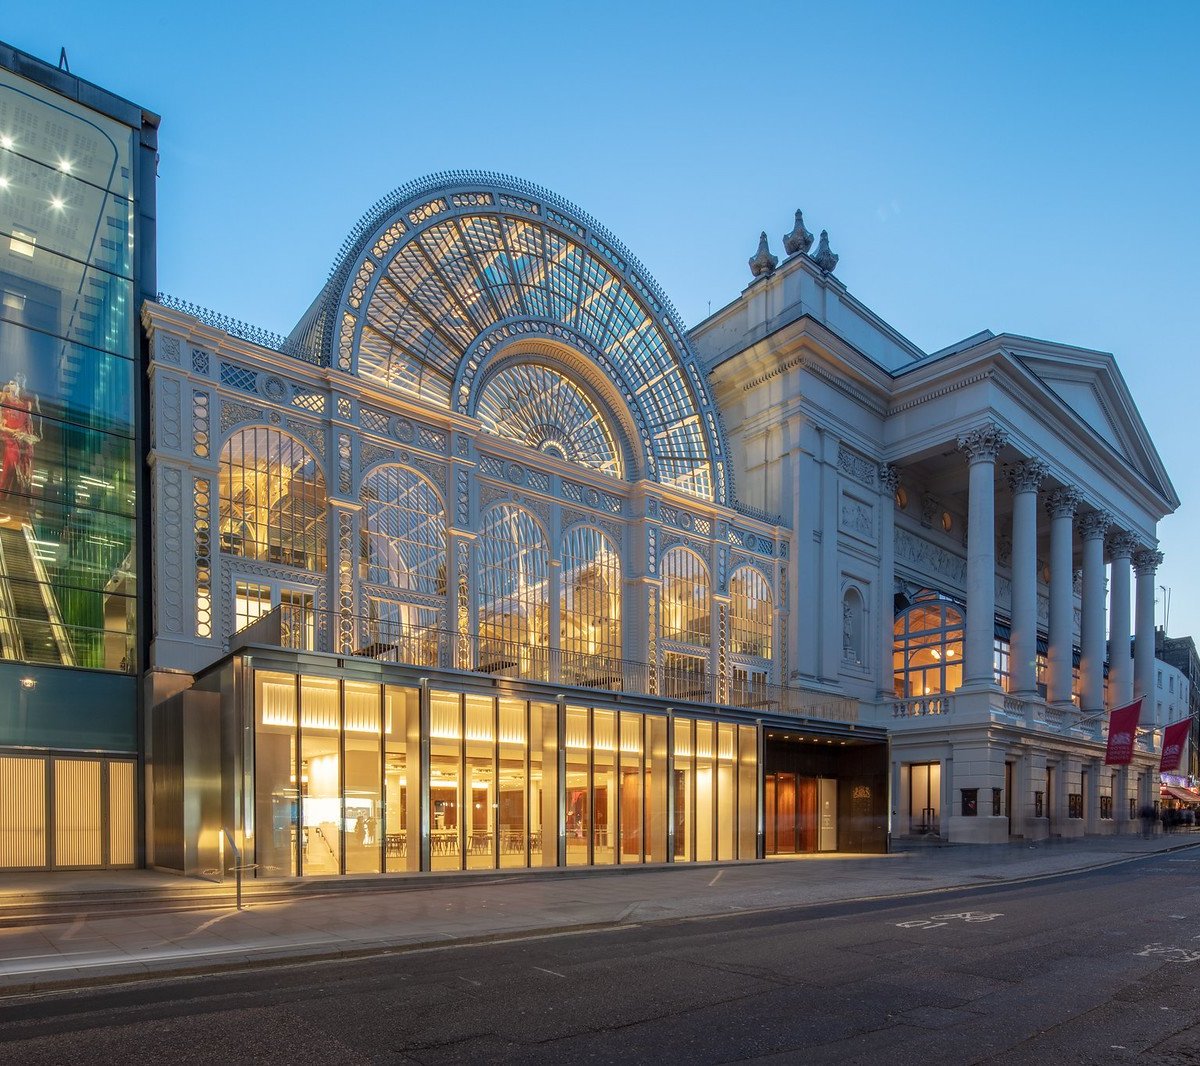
[1,839,1196,999]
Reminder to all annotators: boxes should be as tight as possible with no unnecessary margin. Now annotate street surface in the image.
[0,851,1198,1063]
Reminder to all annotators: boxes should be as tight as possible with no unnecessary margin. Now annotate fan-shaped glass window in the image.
[359,465,446,594]
[561,526,622,687]
[893,596,963,697]
[476,364,622,477]
[219,428,326,571]
[344,194,722,501]
[730,567,773,659]
[477,505,549,680]
[661,548,711,648]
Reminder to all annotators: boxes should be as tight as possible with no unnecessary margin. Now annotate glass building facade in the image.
[249,665,759,877]
[0,49,156,870]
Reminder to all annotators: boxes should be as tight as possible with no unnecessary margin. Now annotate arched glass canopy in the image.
[299,173,728,502]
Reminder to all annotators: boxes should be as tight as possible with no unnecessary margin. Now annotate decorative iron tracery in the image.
[309,173,727,503]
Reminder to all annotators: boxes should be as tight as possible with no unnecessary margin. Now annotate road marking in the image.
[533,966,566,978]
[709,870,724,887]
[896,911,1003,930]
[1136,943,1200,963]
[457,976,481,986]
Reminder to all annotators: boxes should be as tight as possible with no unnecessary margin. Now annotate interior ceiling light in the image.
[0,134,12,149]
[0,176,8,189]
[50,196,65,210]
[59,159,72,173]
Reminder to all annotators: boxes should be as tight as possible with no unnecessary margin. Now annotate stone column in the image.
[878,464,900,698]
[1107,532,1137,708]
[957,425,1008,688]
[1078,510,1112,712]
[1133,546,1164,721]
[1007,459,1048,695]
[1045,487,1080,705]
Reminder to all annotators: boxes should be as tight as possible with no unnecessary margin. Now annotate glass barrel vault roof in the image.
[303,172,728,503]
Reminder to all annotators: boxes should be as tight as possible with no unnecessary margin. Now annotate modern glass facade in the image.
[0,49,155,871]
[250,666,759,877]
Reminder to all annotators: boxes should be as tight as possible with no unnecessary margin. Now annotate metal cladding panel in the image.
[0,755,46,867]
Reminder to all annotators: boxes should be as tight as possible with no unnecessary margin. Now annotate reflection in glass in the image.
[219,427,327,571]
[619,712,643,863]
[561,525,621,688]
[695,720,715,862]
[477,504,549,680]
[344,681,381,874]
[592,709,615,865]
[254,671,297,877]
[300,676,341,875]
[498,698,527,868]
[429,690,461,871]
[674,718,694,862]
[565,705,590,866]
[661,548,710,647]
[645,715,669,862]
[385,685,417,872]
[730,566,772,659]
[465,695,494,870]
[718,723,736,860]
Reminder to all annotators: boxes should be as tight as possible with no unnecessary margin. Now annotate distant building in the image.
[1156,629,1199,782]
[0,42,157,870]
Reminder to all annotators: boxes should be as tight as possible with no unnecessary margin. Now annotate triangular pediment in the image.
[1007,339,1178,509]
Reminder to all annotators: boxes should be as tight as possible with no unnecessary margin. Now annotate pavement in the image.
[0,830,1196,995]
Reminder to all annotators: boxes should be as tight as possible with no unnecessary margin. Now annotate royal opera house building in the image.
[0,43,1180,876]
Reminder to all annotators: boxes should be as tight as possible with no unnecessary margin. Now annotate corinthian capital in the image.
[1007,458,1049,494]
[1044,487,1081,520]
[1077,509,1113,541]
[957,424,1009,464]
[1132,547,1164,576]
[1107,530,1139,560]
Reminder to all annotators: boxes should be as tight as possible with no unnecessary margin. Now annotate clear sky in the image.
[8,2,1198,637]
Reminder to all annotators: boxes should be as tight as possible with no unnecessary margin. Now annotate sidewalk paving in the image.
[0,832,1196,994]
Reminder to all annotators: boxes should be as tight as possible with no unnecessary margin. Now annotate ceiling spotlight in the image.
[50,196,65,210]
[0,134,12,149]
[59,159,73,173]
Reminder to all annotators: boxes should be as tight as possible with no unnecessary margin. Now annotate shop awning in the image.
[1161,786,1200,803]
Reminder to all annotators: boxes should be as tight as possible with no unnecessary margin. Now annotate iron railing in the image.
[232,604,858,722]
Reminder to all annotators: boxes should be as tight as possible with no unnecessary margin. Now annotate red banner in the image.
[1104,699,1142,765]
[1160,719,1191,773]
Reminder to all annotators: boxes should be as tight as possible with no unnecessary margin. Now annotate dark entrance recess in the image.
[763,732,887,854]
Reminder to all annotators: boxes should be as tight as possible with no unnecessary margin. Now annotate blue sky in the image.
[9,2,1198,637]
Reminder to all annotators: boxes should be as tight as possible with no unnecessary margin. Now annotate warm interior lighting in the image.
[0,134,12,149]
[58,159,73,173]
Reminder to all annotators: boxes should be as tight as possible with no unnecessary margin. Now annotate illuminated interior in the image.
[252,669,758,876]
[892,595,964,697]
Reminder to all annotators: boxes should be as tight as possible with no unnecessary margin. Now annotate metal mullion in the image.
[665,711,675,863]
[525,699,532,869]
[613,713,622,866]
[493,696,500,871]
[640,715,647,864]
[294,673,303,877]
[45,756,56,870]
[458,693,466,871]
[379,684,386,874]
[690,723,698,863]
[587,707,595,867]
[338,678,346,876]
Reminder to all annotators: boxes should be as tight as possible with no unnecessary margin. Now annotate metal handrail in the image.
[232,604,858,722]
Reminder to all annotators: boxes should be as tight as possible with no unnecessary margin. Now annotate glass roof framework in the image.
[330,177,728,503]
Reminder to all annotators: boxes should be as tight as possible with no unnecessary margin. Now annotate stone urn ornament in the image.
[782,209,814,256]
[748,232,778,278]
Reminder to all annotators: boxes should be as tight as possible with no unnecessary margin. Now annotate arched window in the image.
[476,364,623,478]
[477,504,549,679]
[893,595,963,697]
[359,465,446,594]
[660,547,710,698]
[560,526,622,685]
[218,427,326,571]
[730,566,773,659]
[842,587,864,666]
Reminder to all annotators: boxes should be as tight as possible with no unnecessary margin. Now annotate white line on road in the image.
[533,966,565,978]
[458,976,481,986]
[709,870,724,887]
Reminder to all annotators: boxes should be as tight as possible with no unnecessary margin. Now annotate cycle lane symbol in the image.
[895,911,1004,931]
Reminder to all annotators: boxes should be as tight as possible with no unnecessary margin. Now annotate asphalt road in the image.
[1,852,1198,1064]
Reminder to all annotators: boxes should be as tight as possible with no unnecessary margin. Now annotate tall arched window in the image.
[660,547,711,699]
[219,427,326,570]
[477,504,550,679]
[359,465,446,593]
[893,595,963,697]
[730,566,773,659]
[560,525,622,686]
